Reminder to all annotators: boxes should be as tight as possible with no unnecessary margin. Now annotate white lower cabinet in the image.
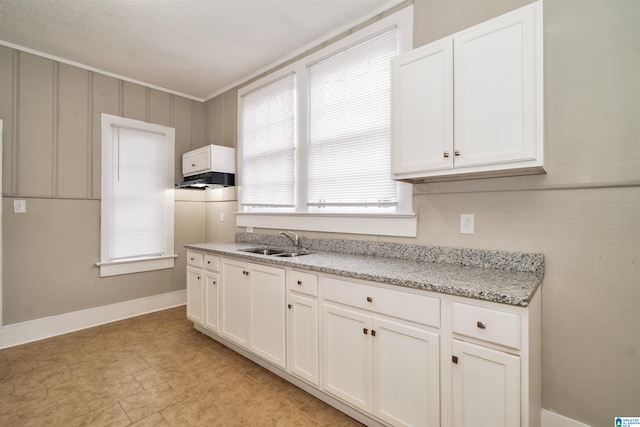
[373,317,440,427]
[451,339,520,427]
[220,258,286,368]
[249,264,286,368]
[203,272,219,332]
[287,293,319,385]
[322,299,440,427]
[186,266,203,325]
[186,251,540,427]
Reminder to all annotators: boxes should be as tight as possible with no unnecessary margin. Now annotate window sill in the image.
[97,255,177,277]
[236,212,417,237]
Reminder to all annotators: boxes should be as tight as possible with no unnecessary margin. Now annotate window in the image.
[99,114,176,277]
[237,6,416,236]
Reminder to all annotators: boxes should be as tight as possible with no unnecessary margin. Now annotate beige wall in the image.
[0,47,207,325]
[204,1,640,425]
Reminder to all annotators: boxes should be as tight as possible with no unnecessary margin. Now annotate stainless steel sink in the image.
[238,247,311,257]
[239,248,286,255]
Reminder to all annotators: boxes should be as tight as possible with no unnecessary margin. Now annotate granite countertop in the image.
[185,235,543,307]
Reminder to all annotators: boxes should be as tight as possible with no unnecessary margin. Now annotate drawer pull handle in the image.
[366,296,373,303]
[190,257,194,261]
[477,321,486,329]
[297,280,302,285]
[363,328,368,335]
[454,149,461,156]
[444,151,450,158]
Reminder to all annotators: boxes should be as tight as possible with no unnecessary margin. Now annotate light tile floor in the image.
[0,306,363,426]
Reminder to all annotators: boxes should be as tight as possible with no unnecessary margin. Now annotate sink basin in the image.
[238,247,312,257]
[273,252,309,257]
[239,248,286,255]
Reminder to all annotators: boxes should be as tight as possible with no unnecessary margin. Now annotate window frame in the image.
[98,114,176,277]
[237,5,416,237]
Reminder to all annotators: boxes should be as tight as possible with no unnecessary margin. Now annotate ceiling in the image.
[0,0,400,101]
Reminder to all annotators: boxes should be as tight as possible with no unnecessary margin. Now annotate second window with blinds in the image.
[238,6,414,233]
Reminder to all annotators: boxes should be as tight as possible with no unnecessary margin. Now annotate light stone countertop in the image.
[185,236,543,307]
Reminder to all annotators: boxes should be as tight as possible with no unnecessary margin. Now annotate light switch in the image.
[14,199,27,214]
[219,212,224,222]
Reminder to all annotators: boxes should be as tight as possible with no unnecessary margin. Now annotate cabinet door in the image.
[452,339,520,427]
[373,318,440,427]
[221,260,250,347]
[287,293,319,386]
[186,267,203,325]
[182,145,210,176]
[249,264,286,368]
[392,39,453,177]
[453,4,540,169]
[322,303,372,412]
[204,272,219,332]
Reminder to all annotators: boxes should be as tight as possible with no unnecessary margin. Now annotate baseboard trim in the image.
[0,290,186,349]
[542,409,592,427]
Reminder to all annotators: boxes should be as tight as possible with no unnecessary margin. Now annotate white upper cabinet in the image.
[392,39,454,174]
[392,2,543,182]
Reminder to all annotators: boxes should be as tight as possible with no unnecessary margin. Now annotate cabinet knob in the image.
[371,330,376,337]
[207,261,211,264]
[363,328,369,335]
[452,355,458,364]
[288,304,292,309]
[444,151,450,158]
[213,281,216,285]
[191,163,196,167]
[197,276,200,280]
[454,149,461,156]
[297,280,302,285]
[366,296,373,303]
[190,257,194,261]
[476,321,487,329]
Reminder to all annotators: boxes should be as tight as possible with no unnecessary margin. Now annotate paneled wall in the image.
[0,46,206,325]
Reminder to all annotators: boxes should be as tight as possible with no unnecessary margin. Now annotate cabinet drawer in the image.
[204,255,220,271]
[452,302,520,349]
[186,251,203,268]
[323,277,440,328]
[288,270,318,297]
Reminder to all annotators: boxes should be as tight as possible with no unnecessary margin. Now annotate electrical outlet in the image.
[460,214,474,234]
[14,199,27,214]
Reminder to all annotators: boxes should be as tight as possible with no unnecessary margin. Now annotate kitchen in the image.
[0,0,638,426]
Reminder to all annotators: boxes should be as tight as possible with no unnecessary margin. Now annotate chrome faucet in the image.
[279,231,300,248]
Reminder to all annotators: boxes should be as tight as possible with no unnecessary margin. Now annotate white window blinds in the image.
[308,29,397,208]
[240,74,295,208]
[110,127,167,260]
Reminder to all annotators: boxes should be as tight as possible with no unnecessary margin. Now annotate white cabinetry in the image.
[203,254,220,332]
[220,258,286,368]
[448,298,540,427]
[186,251,204,325]
[287,270,319,386]
[392,2,543,182]
[451,339,520,427]
[322,277,441,427]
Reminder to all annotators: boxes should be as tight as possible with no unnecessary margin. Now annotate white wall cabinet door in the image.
[204,272,219,332]
[287,293,319,386]
[453,4,540,169]
[392,39,453,176]
[322,303,372,413]
[186,266,203,325]
[451,339,520,427]
[249,264,286,368]
[221,259,250,347]
[372,318,440,427]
